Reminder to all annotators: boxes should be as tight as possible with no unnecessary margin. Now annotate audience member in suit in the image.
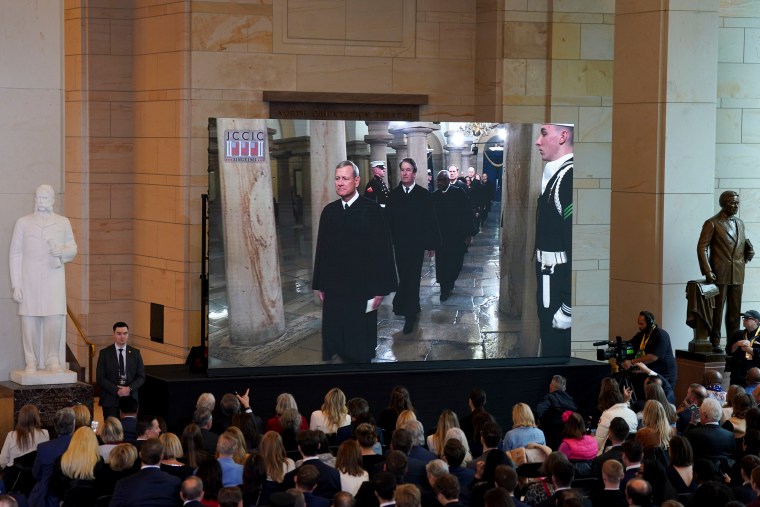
[494,465,529,507]
[591,417,629,479]
[374,471,399,507]
[536,460,575,507]
[620,440,643,492]
[216,432,243,487]
[214,390,263,436]
[733,454,760,503]
[180,476,204,506]
[133,415,161,453]
[443,438,475,506]
[335,398,383,450]
[282,430,340,499]
[27,407,75,507]
[217,485,244,507]
[468,421,508,471]
[395,484,421,507]
[109,438,181,507]
[96,322,145,420]
[117,396,139,444]
[676,384,707,434]
[293,464,330,507]
[535,375,578,451]
[360,450,408,507]
[434,473,465,507]
[402,420,437,464]
[193,408,219,456]
[469,448,512,507]
[459,388,487,448]
[590,459,626,507]
[422,460,449,507]
[624,479,653,507]
[373,429,427,486]
[685,398,737,468]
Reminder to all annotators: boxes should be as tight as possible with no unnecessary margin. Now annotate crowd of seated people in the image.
[9,372,760,507]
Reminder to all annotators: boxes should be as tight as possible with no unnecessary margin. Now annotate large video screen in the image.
[206,120,574,373]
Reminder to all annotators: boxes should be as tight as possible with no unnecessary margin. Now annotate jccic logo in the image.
[224,130,267,162]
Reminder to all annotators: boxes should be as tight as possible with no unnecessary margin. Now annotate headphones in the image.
[640,311,656,329]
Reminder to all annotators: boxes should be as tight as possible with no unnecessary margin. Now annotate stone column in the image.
[309,120,347,271]
[389,129,408,187]
[461,139,475,172]
[215,118,285,345]
[444,130,464,170]
[609,1,719,360]
[403,123,440,188]
[270,148,292,225]
[365,121,393,186]
[499,123,541,357]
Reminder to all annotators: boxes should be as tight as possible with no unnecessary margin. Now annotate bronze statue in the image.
[697,190,754,351]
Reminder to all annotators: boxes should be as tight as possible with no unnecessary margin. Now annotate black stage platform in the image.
[143,358,610,433]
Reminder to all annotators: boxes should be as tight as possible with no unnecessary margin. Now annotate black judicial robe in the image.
[312,196,397,363]
[432,185,475,290]
[386,184,441,318]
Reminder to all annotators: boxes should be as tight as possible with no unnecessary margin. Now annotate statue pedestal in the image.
[675,349,726,402]
[10,368,77,386]
[0,381,93,432]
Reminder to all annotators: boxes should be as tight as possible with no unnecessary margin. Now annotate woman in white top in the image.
[310,388,351,434]
[260,431,296,482]
[427,409,460,457]
[594,378,637,454]
[336,439,369,495]
[0,404,49,468]
[98,417,124,462]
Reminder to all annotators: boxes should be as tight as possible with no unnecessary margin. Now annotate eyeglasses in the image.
[743,317,757,321]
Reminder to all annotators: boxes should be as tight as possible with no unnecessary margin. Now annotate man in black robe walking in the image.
[312,160,398,363]
[386,157,441,334]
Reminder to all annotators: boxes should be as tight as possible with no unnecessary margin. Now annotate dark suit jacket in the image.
[732,483,756,504]
[182,501,203,507]
[591,445,623,479]
[590,489,626,507]
[28,434,73,507]
[282,458,341,499]
[685,423,736,463]
[109,466,181,507]
[121,416,137,443]
[386,183,441,252]
[303,492,330,507]
[698,210,753,284]
[200,428,219,455]
[372,455,428,487]
[96,344,145,409]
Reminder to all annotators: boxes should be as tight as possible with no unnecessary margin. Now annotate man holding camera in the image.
[619,311,677,401]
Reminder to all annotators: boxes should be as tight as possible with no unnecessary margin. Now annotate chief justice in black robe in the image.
[312,160,398,363]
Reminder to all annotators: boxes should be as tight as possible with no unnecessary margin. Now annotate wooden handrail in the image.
[66,306,95,383]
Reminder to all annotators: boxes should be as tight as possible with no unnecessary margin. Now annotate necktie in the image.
[344,202,348,210]
[405,187,410,194]
[118,348,125,377]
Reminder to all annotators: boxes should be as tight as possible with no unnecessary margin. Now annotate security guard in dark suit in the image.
[364,160,390,207]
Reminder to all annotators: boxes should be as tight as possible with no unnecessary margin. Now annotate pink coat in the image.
[559,435,597,460]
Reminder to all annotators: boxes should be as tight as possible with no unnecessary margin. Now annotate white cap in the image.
[370,160,386,168]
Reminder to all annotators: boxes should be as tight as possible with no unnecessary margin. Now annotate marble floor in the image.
[208,202,522,368]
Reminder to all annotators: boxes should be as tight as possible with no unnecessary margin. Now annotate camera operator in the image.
[619,311,678,400]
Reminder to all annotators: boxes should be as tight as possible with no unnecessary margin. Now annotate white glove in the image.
[552,308,571,329]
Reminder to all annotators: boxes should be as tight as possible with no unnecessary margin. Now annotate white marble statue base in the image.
[11,368,77,385]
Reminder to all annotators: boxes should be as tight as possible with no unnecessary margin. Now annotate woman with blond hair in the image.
[160,432,194,481]
[99,443,139,496]
[0,404,48,468]
[427,409,460,457]
[51,426,105,506]
[71,404,91,429]
[264,393,308,433]
[243,431,295,505]
[636,400,675,451]
[395,409,418,430]
[502,403,546,451]
[98,416,124,461]
[310,387,350,434]
[225,426,249,465]
[335,439,369,495]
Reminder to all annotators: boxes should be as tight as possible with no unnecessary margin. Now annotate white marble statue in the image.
[9,184,77,373]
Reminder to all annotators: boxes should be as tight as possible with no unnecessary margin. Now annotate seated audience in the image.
[535,375,577,451]
[685,398,736,469]
[310,388,351,435]
[433,473,462,507]
[733,454,760,504]
[725,392,757,438]
[395,483,422,507]
[620,440,643,492]
[442,438,475,505]
[428,410,460,457]
[335,398,382,450]
[335,439,368,495]
[558,412,597,461]
[624,479,653,507]
[283,430,341,499]
[265,393,308,433]
[217,432,244,487]
[109,438,181,507]
[535,460,574,507]
[640,456,676,505]
[159,432,194,481]
[195,408,220,456]
[355,423,384,473]
[294,464,330,507]
[423,460,450,507]
[403,420,437,464]
[502,403,545,451]
[589,459,626,507]
[493,464,529,507]
[196,458,224,507]
[218,486,243,507]
[50,426,105,507]
[377,385,415,444]
[225,426,249,465]
[28,407,76,507]
[522,452,568,506]
[99,443,139,497]
[0,404,48,468]
[280,408,303,452]
[666,435,695,494]
[469,444,511,507]
[118,396,139,443]
[591,417,629,479]
[444,428,473,466]
[595,378,637,453]
[232,412,261,452]
[98,416,124,462]
[469,421,508,471]
[180,475,205,506]
[134,414,162,451]
[459,388,488,452]
[72,404,91,430]
[395,409,419,430]
[181,423,210,470]
[635,399,674,451]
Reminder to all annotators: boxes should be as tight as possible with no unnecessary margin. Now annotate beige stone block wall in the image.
[716,4,760,317]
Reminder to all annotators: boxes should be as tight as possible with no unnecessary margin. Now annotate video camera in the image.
[593,336,636,364]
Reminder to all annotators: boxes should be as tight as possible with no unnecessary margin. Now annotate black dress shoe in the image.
[403,318,415,334]
[440,289,451,302]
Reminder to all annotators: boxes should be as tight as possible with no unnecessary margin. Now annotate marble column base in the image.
[10,368,77,385]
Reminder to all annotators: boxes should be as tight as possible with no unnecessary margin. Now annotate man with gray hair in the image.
[28,407,76,507]
[685,397,736,468]
[196,392,216,412]
[403,420,436,463]
[193,407,219,455]
[535,374,577,450]
[423,460,450,507]
[312,160,397,364]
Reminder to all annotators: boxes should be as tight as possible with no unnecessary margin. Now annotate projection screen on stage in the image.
[206,119,575,372]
